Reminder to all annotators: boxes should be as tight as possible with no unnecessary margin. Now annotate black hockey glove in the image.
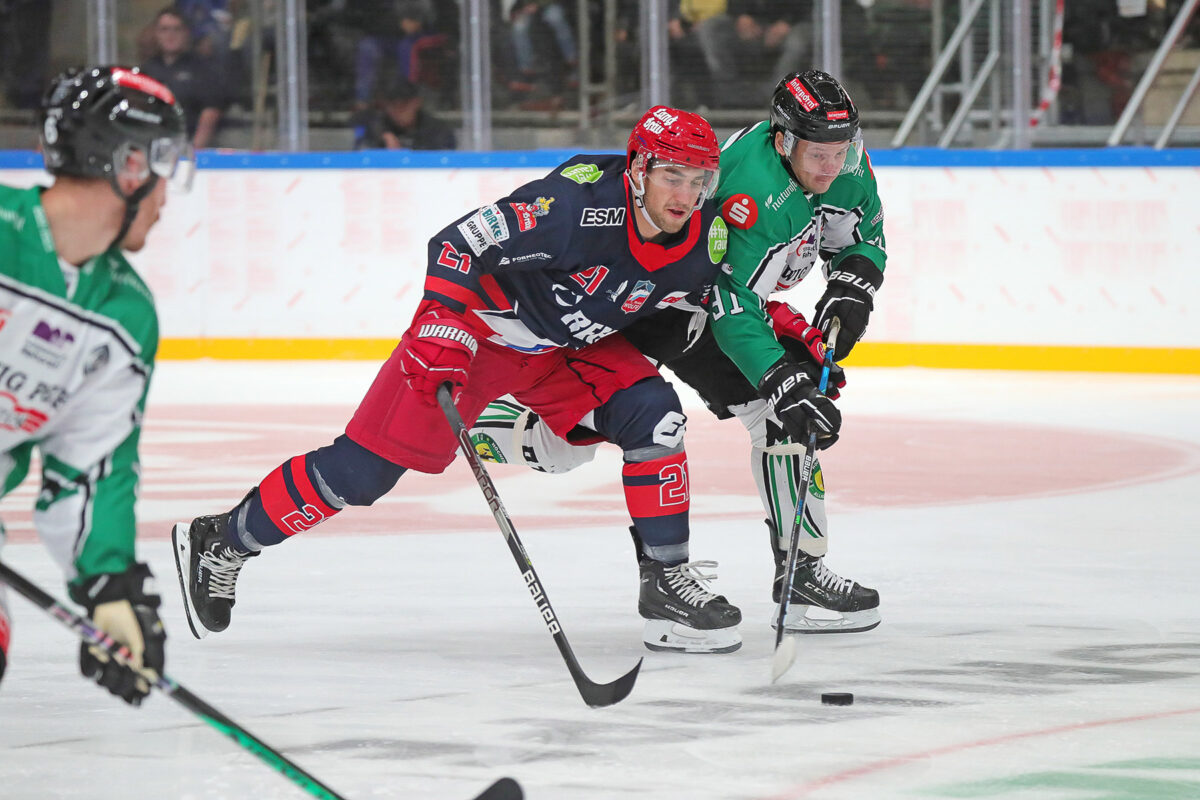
[72,562,165,706]
[814,255,884,361]
[757,357,841,449]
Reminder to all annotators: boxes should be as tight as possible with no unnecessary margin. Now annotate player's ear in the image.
[773,131,789,158]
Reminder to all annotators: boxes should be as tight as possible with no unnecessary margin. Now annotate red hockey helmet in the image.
[626,106,720,211]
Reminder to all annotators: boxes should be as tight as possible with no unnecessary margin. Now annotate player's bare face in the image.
[782,136,852,194]
[120,179,168,252]
[642,164,710,234]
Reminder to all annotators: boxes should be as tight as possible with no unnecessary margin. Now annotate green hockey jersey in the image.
[709,121,887,385]
[0,185,158,596]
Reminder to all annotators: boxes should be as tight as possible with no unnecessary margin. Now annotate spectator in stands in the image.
[667,0,730,108]
[354,72,456,151]
[0,0,51,110]
[140,7,229,149]
[508,1,579,89]
[352,0,448,108]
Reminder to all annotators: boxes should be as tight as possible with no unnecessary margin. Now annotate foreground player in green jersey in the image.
[0,66,193,702]
[469,70,884,636]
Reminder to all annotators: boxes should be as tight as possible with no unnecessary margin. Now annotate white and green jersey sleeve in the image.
[0,185,158,592]
[708,122,887,385]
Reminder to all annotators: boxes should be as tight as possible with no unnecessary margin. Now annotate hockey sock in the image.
[233,454,344,547]
[622,451,690,564]
[753,446,828,556]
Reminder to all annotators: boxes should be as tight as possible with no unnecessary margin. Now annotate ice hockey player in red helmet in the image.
[0,65,193,704]
[173,105,748,656]
[467,70,877,637]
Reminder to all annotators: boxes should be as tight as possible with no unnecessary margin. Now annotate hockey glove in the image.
[400,301,480,405]
[757,357,841,450]
[814,255,884,361]
[73,562,165,706]
[766,300,846,400]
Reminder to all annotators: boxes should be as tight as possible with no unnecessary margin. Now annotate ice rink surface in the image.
[1,361,1198,800]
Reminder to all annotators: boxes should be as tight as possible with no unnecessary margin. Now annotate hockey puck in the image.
[821,692,854,706]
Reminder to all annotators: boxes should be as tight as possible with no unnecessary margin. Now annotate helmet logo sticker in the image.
[786,78,819,112]
[721,194,758,230]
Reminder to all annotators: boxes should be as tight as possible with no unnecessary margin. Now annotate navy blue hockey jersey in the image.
[422,154,729,353]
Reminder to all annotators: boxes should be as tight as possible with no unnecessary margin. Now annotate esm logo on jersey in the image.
[580,207,625,226]
[721,194,758,230]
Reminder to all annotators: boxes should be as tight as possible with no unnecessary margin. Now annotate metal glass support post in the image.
[86,0,118,64]
[1108,0,1200,146]
[1010,0,1032,148]
[1155,61,1200,149]
[275,0,309,151]
[460,0,492,151]
[641,0,669,109]
[820,0,842,77]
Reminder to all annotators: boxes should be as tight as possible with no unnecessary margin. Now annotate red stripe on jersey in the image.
[479,274,513,311]
[623,174,705,272]
[622,452,690,517]
[424,275,485,311]
[286,455,339,519]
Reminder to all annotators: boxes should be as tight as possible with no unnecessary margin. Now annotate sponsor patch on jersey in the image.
[498,251,553,266]
[620,280,655,314]
[561,310,615,344]
[707,217,728,264]
[457,204,509,256]
[721,194,758,230]
[560,163,602,184]
[22,319,77,369]
[655,291,691,309]
[580,207,625,226]
[509,196,555,232]
[786,78,819,112]
[0,390,48,433]
[871,208,884,226]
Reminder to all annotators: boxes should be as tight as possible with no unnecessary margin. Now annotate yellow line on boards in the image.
[157,339,1200,374]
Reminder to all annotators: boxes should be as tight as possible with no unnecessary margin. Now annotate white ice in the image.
[1,362,1198,800]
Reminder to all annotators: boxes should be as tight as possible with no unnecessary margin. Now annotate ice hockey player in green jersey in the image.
[0,65,194,703]
[467,70,885,636]
[708,68,885,633]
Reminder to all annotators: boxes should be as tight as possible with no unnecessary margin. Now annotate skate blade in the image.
[171,522,208,640]
[643,619,742,654]
[769,606,881,634]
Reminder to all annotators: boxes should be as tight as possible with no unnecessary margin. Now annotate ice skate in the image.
[173,511,257,639]
[769,521,880,633]
[637,548,742,653]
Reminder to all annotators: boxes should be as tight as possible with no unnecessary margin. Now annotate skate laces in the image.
[809,558,854,594]
[665,560,721,607]
[199,544,252,601]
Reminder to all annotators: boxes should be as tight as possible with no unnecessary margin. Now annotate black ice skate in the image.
[633,528,742,653]
[769,520,881,634]
[172,511,257,639]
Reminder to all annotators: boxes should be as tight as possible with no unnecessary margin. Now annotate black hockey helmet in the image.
[41,65,190,186]
[40,66,192,249]
[770,69,860,146]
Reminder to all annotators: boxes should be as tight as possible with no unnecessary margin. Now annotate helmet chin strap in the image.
[626,166,664,236]
[105,174,159,252]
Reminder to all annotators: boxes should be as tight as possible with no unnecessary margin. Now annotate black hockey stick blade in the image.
[0,561,350,800]
[471,777,524,800]
[437,384,641,707]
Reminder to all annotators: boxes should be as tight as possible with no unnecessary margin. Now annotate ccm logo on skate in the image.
[418,324,479,354]
[524,570,561,634]
[281,504,327,535]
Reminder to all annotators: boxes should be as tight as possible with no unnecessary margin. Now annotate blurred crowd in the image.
[1,0,1197,149]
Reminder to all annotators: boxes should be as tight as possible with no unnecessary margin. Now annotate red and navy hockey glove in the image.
[400,301,480,405]
[766,300,846,400]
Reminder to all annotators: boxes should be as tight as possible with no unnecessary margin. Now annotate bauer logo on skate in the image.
[524,569,561,634]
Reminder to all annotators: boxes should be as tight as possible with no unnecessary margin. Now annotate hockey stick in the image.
[771,318,841,683]
[437,384,642,708]
[0,561,523,800]
[0,560,353,799]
